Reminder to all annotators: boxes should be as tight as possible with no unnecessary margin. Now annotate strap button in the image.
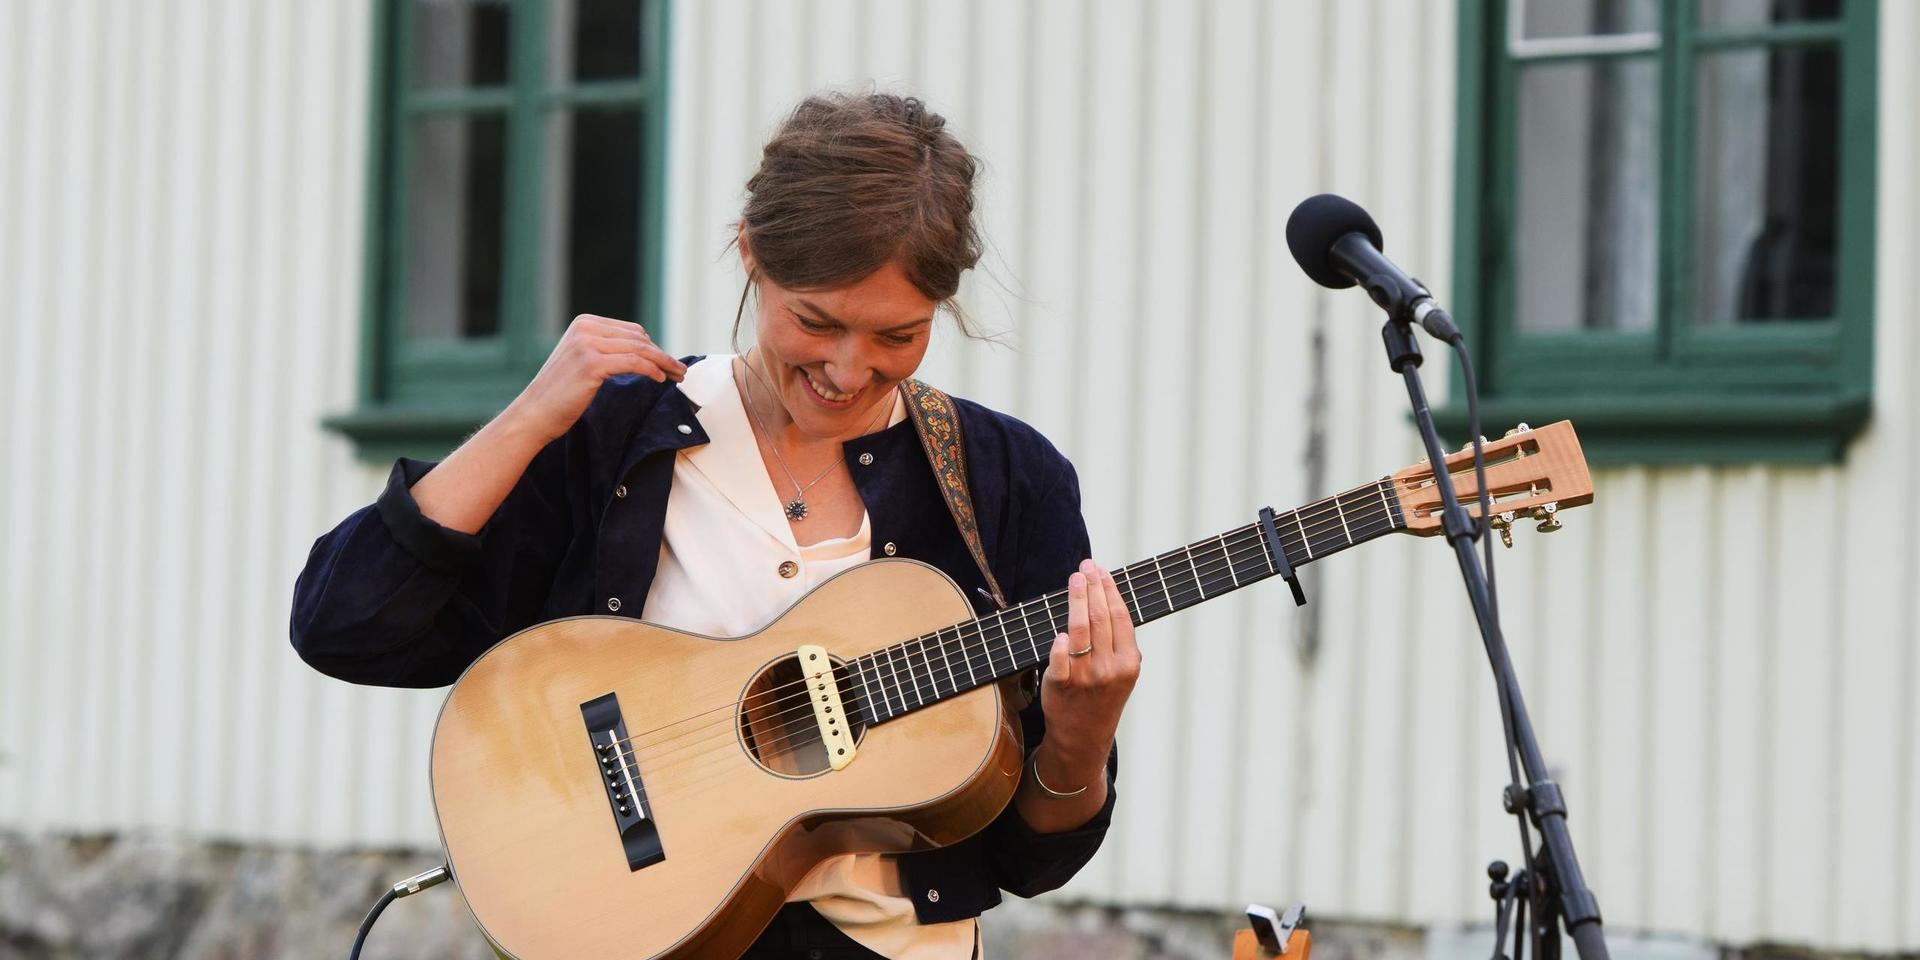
[858,452,874,466]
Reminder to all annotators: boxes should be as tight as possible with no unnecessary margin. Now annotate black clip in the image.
[1258,507,1308,607]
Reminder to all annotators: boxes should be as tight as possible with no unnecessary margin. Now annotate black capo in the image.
[1258,506,1308,606]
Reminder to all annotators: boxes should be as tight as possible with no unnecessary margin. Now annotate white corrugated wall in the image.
[0,0,1915,952]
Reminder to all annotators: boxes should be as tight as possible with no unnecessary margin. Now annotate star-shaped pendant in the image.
[785,499,809,521]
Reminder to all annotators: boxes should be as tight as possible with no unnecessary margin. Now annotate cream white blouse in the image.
[640,355,978,960]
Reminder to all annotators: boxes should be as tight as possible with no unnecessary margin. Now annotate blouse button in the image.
[858,452,874,466]
[778,561,799,579]
[606,597,622,612]
[613,484,627,499]
[883,542,897,556]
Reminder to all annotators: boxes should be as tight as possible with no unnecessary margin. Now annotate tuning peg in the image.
[1530,502,1562,533]
[1489,511,1516,549]
[1503,422,1532,438]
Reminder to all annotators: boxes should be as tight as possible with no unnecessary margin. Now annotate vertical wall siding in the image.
[0,0,1916,953]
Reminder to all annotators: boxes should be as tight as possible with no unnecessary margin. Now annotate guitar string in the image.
[599,481,1402,757]
[600,500,1399,771]
[601,500,1375,759]
[606,515,1401,795]
[618,515,1404,805]
[608,523,1289,780]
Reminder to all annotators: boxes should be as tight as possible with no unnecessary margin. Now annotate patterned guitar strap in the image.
[898,378,1010,611]
[898,378,1041,708]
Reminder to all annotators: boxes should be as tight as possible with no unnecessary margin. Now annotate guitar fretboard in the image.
[849,477,1405,724]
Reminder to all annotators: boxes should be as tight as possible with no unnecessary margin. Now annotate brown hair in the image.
[733,91,989,340]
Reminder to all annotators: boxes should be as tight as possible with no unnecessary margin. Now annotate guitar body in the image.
[430,559,1026,960]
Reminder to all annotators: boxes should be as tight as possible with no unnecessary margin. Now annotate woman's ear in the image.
[736,223,757,279]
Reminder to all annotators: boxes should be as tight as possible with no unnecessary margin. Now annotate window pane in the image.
[549,0,645,84]
[404,114,507,340]
[1699,0,1842,29]
[540,107,643,336]
[1513,58,1659,333]
[410,0,512,90]
[1519,0,1658,39]
[1692,45,1841,326]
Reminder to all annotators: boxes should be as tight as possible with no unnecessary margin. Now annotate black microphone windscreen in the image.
[1285,193,1385,290]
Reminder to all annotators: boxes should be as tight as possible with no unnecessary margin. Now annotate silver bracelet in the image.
[1027,751,1089,799]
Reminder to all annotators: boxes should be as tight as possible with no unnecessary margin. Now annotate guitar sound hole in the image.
[738,655,868,777]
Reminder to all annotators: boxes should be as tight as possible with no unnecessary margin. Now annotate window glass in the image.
[403,114,508,340]
[549,0,645,83]
[1698,0,1843,29]
[1692,44,1842,325]
[1518,0,1659,39]
[539,107,644,335]
[1514,58,1660,333]
[410,0,512,90]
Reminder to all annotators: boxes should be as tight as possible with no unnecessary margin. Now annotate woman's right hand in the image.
[502,314,688,444]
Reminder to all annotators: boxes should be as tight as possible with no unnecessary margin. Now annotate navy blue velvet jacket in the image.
[289,362,1118,924]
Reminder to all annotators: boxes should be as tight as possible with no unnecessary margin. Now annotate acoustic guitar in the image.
[429,422,1593,959]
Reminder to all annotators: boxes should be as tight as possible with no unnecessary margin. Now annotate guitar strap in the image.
[898,378,1010,612]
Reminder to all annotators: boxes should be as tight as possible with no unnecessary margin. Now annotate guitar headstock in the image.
[1390,420,1593,545]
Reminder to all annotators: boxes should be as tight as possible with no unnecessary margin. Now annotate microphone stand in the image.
[1377,318,1609,960]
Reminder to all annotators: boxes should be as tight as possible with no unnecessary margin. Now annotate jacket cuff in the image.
[374,458,484,574]
[996,767,1118,846]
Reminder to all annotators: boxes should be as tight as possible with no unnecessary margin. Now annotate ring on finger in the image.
[1068,644,1094,657]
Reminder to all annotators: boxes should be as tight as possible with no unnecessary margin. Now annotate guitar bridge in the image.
[581,692,666,871]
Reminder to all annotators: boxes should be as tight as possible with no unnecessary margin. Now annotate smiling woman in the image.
[291,90,1137,960]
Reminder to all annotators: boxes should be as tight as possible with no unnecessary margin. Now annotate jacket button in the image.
[858,452,874,466]
[606,597,622,612]
[677,423,693,435]
[883,542,897,556]
[613,484,627,499]
[925,888,940,903]
[778,561,798,579]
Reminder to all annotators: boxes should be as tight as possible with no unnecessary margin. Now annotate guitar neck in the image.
[851,477,1406,725]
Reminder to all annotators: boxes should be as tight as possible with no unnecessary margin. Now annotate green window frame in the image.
[1445,0,1877,464]
[326,0,671,462]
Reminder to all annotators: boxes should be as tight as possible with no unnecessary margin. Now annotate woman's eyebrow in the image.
[794,297,933,333]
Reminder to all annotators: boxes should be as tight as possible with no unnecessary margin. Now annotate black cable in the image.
[1451,335,1541,950]
[347,865,451,960]
[348,887,397,960]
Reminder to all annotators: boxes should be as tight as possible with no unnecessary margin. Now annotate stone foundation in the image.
[0,832,1873,960]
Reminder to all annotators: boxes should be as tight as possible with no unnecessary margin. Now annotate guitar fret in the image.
[1184,546,1207,602]
[892,645,919,709]
[933,629,957,693]
[1019,607,1040,665]
[1334,495,1353,544]
[913,636,941,700]
[878,650,902,717]
[1217,533,1240,587]
[994,611,1021,676]
[1151,555,1172,616]
[856,657,882,722]
[1119,571,1142,622]
[1294,510,1313,558]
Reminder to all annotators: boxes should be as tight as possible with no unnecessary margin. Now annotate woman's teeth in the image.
[804,370,853,402]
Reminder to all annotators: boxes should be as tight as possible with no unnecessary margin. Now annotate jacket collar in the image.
[615,377,710,483]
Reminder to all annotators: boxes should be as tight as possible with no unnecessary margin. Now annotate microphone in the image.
[1284,193,1459,341]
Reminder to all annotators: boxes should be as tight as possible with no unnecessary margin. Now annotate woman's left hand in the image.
[1038,559,1141,771]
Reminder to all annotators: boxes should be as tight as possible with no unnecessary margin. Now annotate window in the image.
[326,0,671,461]
[1446,0,1877,463]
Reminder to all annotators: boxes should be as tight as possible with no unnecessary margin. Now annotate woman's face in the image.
[745,258,936,441]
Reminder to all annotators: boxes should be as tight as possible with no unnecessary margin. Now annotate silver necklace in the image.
[737,353,890,521]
